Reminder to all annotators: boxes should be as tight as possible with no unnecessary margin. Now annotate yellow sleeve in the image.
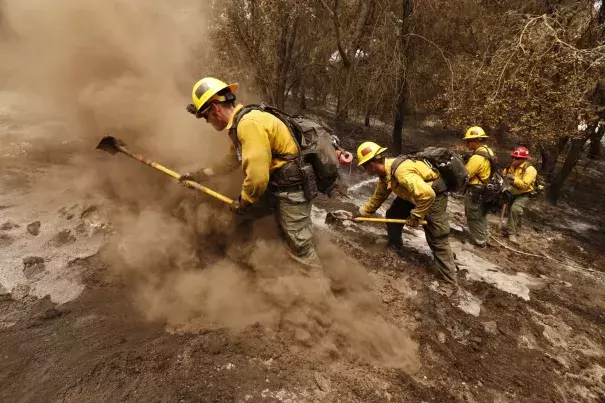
[210,145,240,176]
[514,166,537,191]
[466,154,485,179]
[360,178,391,215]
[396,168,435,218]
[237,118,272,204]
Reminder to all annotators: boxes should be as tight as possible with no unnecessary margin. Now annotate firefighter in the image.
[463,126,496,248]
[182,77,320,268]
[502,147,537,244]
[355,141,458,288]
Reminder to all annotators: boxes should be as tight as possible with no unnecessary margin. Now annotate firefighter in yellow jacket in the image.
[356,141,458,286]
[182,77,320,268]
[463,126,496,247]
[502,147,537,244]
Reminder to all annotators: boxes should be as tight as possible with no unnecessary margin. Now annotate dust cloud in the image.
[0,0,419,371]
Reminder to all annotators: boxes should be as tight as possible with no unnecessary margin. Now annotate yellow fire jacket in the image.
[466,145,495,186]
[360,158,439,219]
[503,161,537,195]
[213,104,299,204]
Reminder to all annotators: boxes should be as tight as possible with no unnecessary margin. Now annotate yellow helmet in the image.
[463,126,488,140]
[357,141,387,166]
[191,77,239,115]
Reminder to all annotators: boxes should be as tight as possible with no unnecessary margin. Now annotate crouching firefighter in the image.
[182,77,321,268]
[502,146,537,245]
[355,142,458,286]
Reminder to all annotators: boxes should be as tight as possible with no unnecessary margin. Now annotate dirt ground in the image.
[2,1,604,401]
[2,118,605,403]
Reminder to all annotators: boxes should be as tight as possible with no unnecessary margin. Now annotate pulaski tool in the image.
[95,136,234,205]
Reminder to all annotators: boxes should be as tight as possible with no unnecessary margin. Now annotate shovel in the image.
[325,210,427,226]
[96,136,234,205]
[498,203,508,231]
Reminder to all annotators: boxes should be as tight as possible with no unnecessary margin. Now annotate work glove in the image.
[505,174,515,182]
[179,170,209,184]
[353,206,368,219]
[406,215,422,228]
[230,197,251,215]
[186,104,197,115]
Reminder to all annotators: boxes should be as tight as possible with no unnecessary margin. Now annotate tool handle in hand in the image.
[352,217,427,225]
[498,204,508,230]
[182,180,234,205]
[117,146,234,205]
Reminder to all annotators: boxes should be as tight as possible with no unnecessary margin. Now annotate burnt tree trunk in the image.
[321,0,374,123]
[299,78,307,111]
[275,14,299,109]
[588,83,605,158]
[539,142,559,182]
[588,124,604,159]
[393,83,407,156]
[547,135,590,204]
[335,66,352,121]
[557,136,570,154]
[392,0,414,155]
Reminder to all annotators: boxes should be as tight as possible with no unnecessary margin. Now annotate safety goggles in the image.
[197,91,236,119]
[196,103,213,120]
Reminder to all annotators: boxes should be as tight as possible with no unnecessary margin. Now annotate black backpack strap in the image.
[230,105,264,162]
[390,154,444,193]
[521,161,533,175]
[472,146,496,183]
[232,103,303,161]
[471,145,493,161]
[231,104,265,132]
[390,155,408,178]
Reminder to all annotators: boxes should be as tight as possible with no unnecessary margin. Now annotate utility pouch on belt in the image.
[468,186,483,203]
[300,162,319,201]
[431,177,448,195]
[272,161,303,187]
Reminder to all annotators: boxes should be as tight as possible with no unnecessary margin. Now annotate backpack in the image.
[232,103,339,197]
[472,146,503,204]
[390,147,469,193]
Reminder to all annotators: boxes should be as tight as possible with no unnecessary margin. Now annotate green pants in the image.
[237,190,320,268]
[464,191,489,245]
[273,190,321,268]
[507,194,530,235]
[386,194,458,284]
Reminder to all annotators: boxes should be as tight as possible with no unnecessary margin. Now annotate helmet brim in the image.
[195,82,240,116]
[357,147,387,166]
[227,83,239,94]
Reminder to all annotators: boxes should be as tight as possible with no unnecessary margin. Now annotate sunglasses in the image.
[196,103,214,120]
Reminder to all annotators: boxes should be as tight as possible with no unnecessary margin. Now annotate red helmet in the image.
[511,146,529,159]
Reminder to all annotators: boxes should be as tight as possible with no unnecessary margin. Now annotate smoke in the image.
[106,218,419,370]
[0,0,419,371]
[1,0,223,171]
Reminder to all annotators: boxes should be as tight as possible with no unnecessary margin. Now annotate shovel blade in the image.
[325,210,352,225]
[96,136,123,155]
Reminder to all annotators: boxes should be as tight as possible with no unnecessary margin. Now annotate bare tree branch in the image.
[407,33,454,95]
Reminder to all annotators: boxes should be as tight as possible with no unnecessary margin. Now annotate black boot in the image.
[387,243,405,257]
